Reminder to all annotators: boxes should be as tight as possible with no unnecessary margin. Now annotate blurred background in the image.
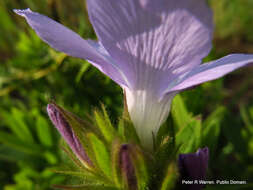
[0,0,253,189]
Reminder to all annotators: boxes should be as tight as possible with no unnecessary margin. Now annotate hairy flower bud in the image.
[47,104,92,168]
[119,144,138,190]
[178,147,209,190]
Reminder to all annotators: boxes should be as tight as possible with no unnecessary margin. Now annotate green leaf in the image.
[240,104,253,135]
[1,108,34,143]
[94,105,116,144]
[36,115,53,147]
[111,140,122,188]
[154,137,175,172]
[43,151,58,165]
[160,163,178,190]
[52,169,103,185]
[155,115,174,149]
[118,117,140,144]
[203,106,226,128]
[75,62,90,83]
[0,131,42,155]
[87,133,112,179]
[175,118,201,154]
[221,112,248,156]
[202,106,225,152]
[152,138,176,190]
[0,144,27,162]
[130,145,149,190]
[118,96,140,144]
[171,95,192,131]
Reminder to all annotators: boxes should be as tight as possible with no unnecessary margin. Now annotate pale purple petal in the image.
[165,54,253,94]
[14,9,130,88]
[86,0,213,91]
[86,0,213,148]
[47,104,92,167]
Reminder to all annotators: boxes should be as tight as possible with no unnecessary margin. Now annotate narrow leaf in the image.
[1,108,34,143]
[94,106,116,144]
[87,133,112,179]
[0,131,42,155]
[130,145,149,190]
[171,95,192,131]
[36,115,53,147]
[175,119,201,154]
[160,163,178,190]
[118,117,140,144]
[111,140,122,188]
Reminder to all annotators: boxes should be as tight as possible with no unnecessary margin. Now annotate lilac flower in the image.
[14,0,253,148]
[178,147,209,190]
[47,104,92,168]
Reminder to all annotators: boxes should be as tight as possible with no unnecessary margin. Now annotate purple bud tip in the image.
[178,147,209,190]
[47,104,92,167]
[119,144,137,190]
[13,8,31,16]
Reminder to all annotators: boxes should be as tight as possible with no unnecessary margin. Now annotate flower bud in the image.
[178,147,209,190]
[119,144,138,190]
[47,103,92,168]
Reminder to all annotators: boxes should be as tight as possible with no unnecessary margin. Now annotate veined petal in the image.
[125,88,176,149]
[14,9,130,88]
[87,0,213,148]
[164,54,253,93]
[87,0,213,90]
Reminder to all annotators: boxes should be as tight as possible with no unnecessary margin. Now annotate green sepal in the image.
[51,169,103,185]
[56,145,109,187]
[129,145,149,190]
[87,133,112,180]
[94,105,117,144]
[160,162,178,190]
[202,106,226,152]
[151,137,177,190]
[154,137,176,173]
[118,92,140,144]
[175,118,202,154]
[60,143,85,170]
[171,94,192,132]
[118,117,140,144]
[111,140,122,188]
[155,114,175,150]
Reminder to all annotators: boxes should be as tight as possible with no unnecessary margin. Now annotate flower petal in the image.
[14,8,130,87]
[165,54,253,93]
[87,0,213,90]
[87,0,213,148]
[125,88,176,149]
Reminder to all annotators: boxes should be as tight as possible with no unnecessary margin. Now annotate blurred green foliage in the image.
[0,0,253,189]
